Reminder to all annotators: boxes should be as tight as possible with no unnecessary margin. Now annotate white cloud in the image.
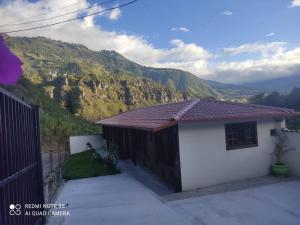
[266,32,275,37]
[108,7,121,20]
[166,39,210,62]
[179,27,190,32]
[152,39,211,75]
[208,46,300,84]
[153,61,210,77]
[222,11,233,16]
[82,2,106,28]
[170,27,190,33]
[290,0,300,7]
[223,42,286,57]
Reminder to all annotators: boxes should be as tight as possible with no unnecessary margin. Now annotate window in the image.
[225,122,258,150]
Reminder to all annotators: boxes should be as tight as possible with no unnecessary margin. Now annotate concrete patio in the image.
[47,174,300,225]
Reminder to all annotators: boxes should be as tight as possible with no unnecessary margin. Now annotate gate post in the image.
[30,104,45,224]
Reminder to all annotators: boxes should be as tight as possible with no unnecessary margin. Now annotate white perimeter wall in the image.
[178,120,281,191]
[285,132,300,177]
[70,134,104,155]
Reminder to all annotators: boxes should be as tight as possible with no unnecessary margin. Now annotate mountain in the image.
[205,80,259,99]
[97,50,220,98]
[4,35,220,121]
[244,75,300,92]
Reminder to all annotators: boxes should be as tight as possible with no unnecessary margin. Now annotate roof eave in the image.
[177,113,298,124]
[99,121,178,132]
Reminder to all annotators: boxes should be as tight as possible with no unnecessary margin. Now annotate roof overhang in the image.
[99,121,178,132]
[177,113,300,124]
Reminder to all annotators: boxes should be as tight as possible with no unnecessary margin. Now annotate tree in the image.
[286,88,300,111]
[271,132,295,164]
[250,89,300,130]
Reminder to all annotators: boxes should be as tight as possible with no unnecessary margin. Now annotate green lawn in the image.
[63,150,120,180]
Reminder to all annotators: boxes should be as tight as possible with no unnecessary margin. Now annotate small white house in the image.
[99,99,299,192]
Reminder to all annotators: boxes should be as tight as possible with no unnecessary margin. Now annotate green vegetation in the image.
[91,49,221,98]
[4,36,221,120]
[250,88,300,129]
[206,80,259,99]
[250,88,300,111]
[63,150,119,180]
[3,78,101,152]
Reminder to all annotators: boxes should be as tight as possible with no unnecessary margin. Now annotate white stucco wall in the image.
[70,134,104,155]
[178,120,281,191]
[285,132,300,177]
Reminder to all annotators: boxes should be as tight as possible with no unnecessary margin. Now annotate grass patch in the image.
[63,150,120,180]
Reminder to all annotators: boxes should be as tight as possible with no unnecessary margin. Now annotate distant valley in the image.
[244,74,300,92]
[204,80,259,99]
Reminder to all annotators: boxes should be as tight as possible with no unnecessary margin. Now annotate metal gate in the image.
[0,87,44,225]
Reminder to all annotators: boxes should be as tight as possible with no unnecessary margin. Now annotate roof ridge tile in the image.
[171,99,199,121]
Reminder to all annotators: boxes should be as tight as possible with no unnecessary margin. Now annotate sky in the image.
[0,0,300,84]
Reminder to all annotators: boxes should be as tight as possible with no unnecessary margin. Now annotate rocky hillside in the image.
[4,35,220,121]
[97,50,219,98]
[43,75,183,120]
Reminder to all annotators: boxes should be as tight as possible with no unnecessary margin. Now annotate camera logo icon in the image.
[9,204,21,216]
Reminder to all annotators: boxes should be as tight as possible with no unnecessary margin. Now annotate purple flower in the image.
[0,35,23,85]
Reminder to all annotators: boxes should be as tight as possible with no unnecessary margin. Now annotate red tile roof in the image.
[98,100,299,131]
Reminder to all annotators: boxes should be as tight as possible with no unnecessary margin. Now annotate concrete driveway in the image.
[47,174,300,225]
[169,180,300,225]
[47,174,192,225]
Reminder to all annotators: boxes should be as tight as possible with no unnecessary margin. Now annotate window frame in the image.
[225,121,258,150]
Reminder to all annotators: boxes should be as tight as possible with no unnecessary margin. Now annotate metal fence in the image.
[0,87,44,225]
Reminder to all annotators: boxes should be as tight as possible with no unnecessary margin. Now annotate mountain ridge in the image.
[5,35,220,121]
[244,74,300,92]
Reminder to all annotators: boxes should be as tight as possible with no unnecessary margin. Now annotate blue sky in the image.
[1,0,300,83]
[98,0,300,50]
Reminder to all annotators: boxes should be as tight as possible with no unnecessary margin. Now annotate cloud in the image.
[222,11,233,16]
[207,45,300,84]
[166,39,210,62]
[266,32,275,37]
[223,42,286,57]
[170,27,190,33]
[82,2,106,28]
[152,39,211,75]
[211,42,300,84]
[118,38,211,76]
[290,0,300,7]
[108,7,121,20]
